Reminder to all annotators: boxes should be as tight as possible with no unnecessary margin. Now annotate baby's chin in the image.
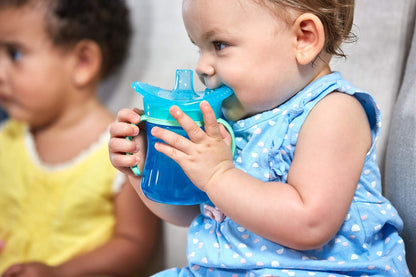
[221,94,247,122]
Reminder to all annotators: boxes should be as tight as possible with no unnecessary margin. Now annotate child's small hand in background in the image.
[109,108,147,177]
[2,262,57,277]
[151,101,234,192]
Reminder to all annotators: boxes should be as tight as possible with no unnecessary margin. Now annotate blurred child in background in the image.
[0,0,159,276]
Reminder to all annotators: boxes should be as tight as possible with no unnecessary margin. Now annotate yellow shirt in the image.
[0,120,123,273]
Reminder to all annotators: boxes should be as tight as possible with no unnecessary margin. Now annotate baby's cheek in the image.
[222,94,247,121]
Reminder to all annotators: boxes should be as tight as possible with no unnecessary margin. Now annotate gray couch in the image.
[100,0,416,273]
[385,18,416,274]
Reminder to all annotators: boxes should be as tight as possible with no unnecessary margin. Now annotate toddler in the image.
[109,0,410,276]
[0,0,159,276]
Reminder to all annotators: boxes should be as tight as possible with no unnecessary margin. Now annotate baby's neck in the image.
[30,98,114,165]
[224,63,333,122]
[308,63,332,85]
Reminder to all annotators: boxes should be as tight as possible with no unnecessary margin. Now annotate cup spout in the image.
[172,69,198,100]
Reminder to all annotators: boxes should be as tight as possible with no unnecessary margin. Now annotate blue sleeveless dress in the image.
[153,72,410,276]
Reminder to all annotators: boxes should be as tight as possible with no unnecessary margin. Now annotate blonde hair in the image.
[256,0,355,58]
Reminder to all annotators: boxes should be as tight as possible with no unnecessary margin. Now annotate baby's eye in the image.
[8,46,22,62]
[213,41,228,51]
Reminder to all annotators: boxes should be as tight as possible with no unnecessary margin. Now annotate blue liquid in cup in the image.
[141,122,210,205]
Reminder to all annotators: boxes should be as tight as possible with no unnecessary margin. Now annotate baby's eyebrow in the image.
[187,27,231,46]
[201,29,219,40]
[202,27,234,41]
[0,40,20,48]
[0,42,10,50]
[0,39,10,47]
[6,42,23,53]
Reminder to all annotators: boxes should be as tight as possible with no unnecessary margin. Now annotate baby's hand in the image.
[151,101,234,192]
[109,108,147,177]
[2,262,57,277]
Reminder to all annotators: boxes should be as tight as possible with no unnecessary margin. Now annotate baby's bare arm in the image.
[206,93,371,250]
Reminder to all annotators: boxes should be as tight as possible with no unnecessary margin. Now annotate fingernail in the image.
[134,127,140,136]
[170,106,181,116]
[151,126,159,135]
[130,115,139,124]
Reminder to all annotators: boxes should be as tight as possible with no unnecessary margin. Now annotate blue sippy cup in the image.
[129,69,234,205]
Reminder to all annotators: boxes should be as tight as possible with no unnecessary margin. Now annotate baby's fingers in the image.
[109,137,139,155]
[169,105,207,144]
[109,121,139,138]
[109,127,146,175]
[200,101,222,139]
[117,108,142,124]
[151,126,191,155]
[109,153,141,175]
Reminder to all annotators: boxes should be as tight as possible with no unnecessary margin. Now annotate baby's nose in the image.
[195,54,215,78]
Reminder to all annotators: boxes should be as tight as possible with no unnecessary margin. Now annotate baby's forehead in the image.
[0,6,48,38]
[0,0,47,11]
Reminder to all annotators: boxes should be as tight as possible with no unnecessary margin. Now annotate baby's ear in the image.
[293,13,325,65]
[70,40,102,86]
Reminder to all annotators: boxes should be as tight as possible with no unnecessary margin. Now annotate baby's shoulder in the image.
[311,92,368,120]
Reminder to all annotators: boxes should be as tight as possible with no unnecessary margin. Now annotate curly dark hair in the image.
[0,0,132,79]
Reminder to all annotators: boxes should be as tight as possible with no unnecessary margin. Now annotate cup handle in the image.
[126,115,148,176]
[216,118,236,155]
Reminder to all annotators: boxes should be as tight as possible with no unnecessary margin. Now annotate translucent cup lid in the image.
[131,69,233,124]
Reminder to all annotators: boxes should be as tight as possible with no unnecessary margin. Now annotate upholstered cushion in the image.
[385,22,416,274]
[331,0,416,169]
